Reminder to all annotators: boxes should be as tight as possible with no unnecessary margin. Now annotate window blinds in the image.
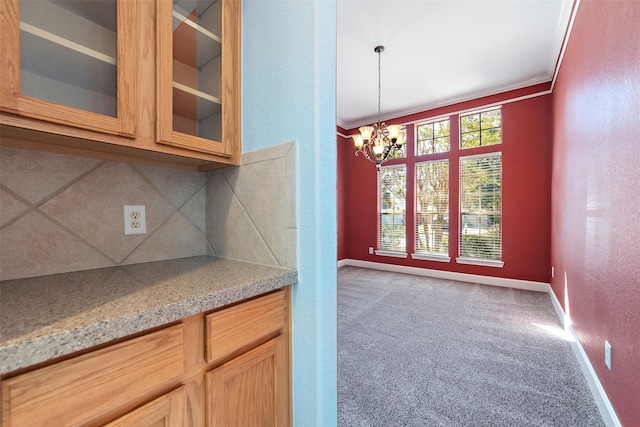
[459,153,502,260]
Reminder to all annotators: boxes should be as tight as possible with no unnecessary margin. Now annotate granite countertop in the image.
[0,256,297,375]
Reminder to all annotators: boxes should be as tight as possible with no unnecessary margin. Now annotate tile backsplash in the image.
[0,142,296,281]
[206,142,296,269]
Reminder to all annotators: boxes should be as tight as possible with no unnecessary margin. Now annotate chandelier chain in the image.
[377,47,382,124]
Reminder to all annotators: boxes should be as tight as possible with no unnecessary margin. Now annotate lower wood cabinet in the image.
[2,325,186,426]
[0,288,291,427]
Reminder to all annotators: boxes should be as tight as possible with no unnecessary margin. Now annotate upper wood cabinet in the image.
[0,0,137,137]
[0,0,242,170]
[157,0,241,158]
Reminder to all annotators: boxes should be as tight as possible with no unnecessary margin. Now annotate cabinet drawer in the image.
[2,324,185,427]
[206,291,285,363]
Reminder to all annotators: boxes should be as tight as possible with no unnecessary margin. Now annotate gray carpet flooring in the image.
[337,266,605,427]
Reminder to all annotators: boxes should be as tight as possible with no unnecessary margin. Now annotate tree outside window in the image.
[415,160,449,255]
[460,108,501,149]
[417,119,450,155]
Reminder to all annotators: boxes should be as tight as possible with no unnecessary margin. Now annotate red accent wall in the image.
[551,1,640,424]
[338,85,553,283]
[337,126,350,260]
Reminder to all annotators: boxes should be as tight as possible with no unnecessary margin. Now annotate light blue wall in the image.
[243,0,337,425]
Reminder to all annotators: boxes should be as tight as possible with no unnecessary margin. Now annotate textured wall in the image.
[0,146,209,280]
[551,1,640,424]
[340,86,553,283]
[337,127,350,261]
[243,0,338,424]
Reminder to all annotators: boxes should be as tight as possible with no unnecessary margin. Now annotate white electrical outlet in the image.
[551,266,555,278]
[124,205,146,235]
[369,247,374,255]
[604,341,612,370]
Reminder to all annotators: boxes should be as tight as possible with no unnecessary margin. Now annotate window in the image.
[379,165,406,252]
[372,106,503,266]
[416,119,450,155]
[415,160,449,257]
[460,108,501,149]
[459,154,502,261]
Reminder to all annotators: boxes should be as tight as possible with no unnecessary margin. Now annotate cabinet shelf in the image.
[172,9,221,43]
[17,0,117,117]
[172,3,221,69]
[20,0,116,58]
[173,82,221,107]
[20,22,116,65]
[19,24,116,116]
[172,83,221,142]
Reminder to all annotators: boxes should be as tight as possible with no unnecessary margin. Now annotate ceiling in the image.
[337,0,574,130]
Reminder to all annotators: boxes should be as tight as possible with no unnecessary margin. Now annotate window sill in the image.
[375,250,408,259]
[456,257,504,268]
[411,253,451,263]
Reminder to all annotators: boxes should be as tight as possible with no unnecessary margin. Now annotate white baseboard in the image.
[337,258,549,292]
[337,259,349,268]
[548,291,621,427]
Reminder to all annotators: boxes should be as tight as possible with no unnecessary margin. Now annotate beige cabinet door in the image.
[104,386,186,427]
[206,336,289,427]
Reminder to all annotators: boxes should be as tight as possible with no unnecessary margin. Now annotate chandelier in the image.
[352,45,406,171]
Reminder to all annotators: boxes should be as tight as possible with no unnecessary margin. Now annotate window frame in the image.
[370,105,504,268]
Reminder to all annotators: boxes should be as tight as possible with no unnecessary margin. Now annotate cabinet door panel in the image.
[0,0,136,136]
[206,336,289,427]
[104,386,186,427]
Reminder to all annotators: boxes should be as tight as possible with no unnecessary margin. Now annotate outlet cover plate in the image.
[124,205,146,235]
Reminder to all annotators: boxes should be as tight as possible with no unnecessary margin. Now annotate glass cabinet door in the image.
[20,0,117,117]
[157,0,241,159]
[0,0,136,136]
[172,0,221,141]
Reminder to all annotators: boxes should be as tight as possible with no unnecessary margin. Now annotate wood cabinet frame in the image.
[156,0,241,159]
